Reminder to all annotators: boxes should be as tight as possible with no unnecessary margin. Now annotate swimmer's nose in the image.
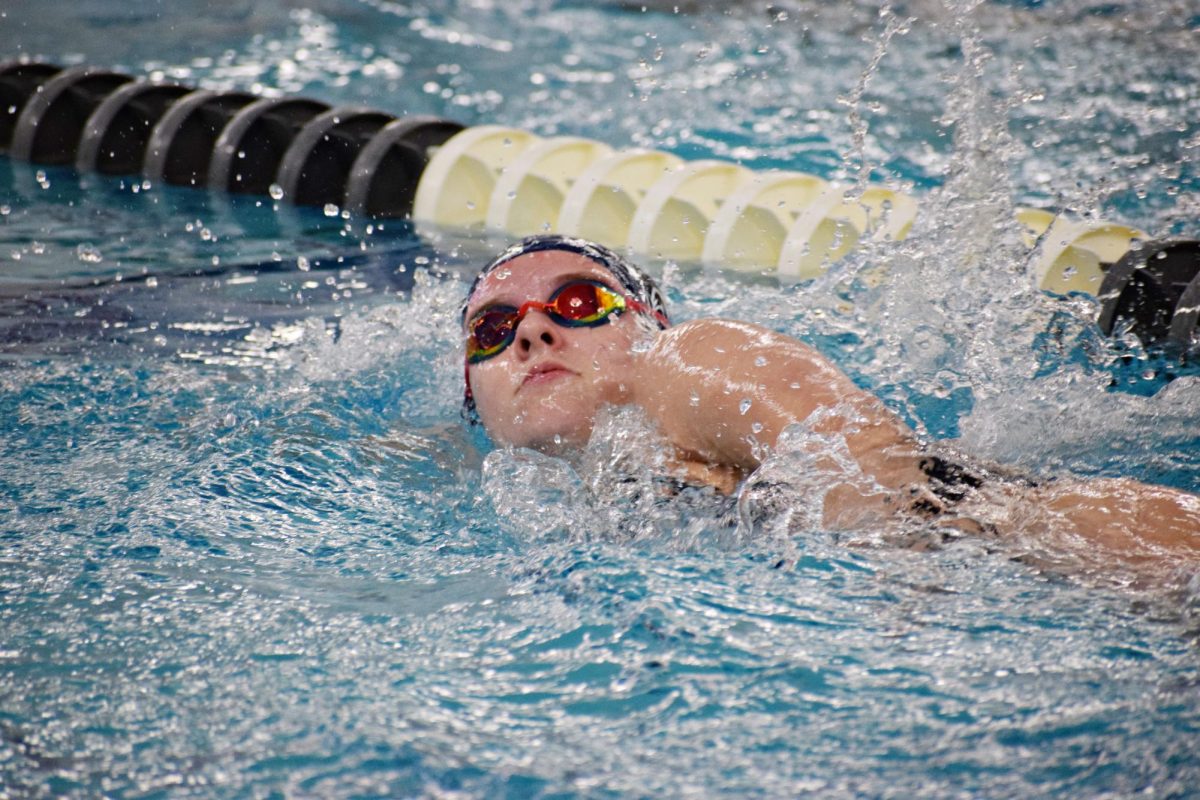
[514,309,561,358]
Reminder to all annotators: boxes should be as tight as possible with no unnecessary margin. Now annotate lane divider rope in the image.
[1,59,1196,348]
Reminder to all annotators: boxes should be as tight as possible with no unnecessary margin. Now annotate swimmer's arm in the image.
[631,319,924,485]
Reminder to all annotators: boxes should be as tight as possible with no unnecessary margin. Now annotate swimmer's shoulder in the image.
[644,317,830,372]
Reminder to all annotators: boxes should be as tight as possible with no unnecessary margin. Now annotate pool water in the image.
[3,1,1200,797]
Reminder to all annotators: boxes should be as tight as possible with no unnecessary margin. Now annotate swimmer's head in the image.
[460,235,671,447]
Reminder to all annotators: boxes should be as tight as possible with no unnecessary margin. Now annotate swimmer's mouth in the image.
[521,361,575,389]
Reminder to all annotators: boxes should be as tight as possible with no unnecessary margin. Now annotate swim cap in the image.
[460,234,671,329]
[461,234,672,423]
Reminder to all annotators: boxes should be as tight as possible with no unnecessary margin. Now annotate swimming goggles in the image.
[465,279,651,363]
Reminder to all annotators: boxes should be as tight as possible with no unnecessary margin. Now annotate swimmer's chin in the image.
[497,426,593,456]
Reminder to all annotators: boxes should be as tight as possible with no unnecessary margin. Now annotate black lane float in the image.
[0,59,463,218]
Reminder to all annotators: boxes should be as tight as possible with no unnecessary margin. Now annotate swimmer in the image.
[461,235,1200,580]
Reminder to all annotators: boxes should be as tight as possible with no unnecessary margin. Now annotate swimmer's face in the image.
[464,250,648,452]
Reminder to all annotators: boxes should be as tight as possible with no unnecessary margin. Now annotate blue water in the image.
[3,1,1200,797]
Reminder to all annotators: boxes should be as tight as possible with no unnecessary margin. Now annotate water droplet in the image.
[145,276,158,288]
[751,422,763,434]
[754,355,767,367]
[739,398,752,415]
[323,203,340,217]
[689,391,700,407]
[297,256,311,271]
[76,244,103,263]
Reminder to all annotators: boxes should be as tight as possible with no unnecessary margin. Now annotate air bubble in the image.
[324,204,340,217]
[269,184,284,200]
